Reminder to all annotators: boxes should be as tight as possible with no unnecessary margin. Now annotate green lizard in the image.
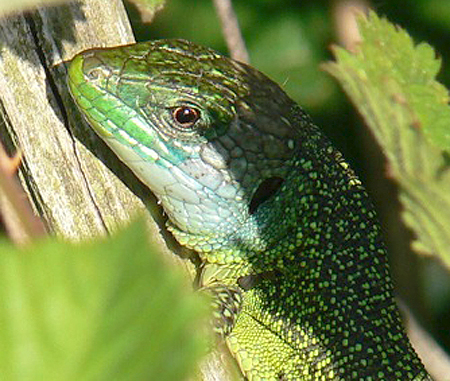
[68,39,431,380]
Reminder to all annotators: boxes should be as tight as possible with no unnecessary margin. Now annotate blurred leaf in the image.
[0,0,69,16]
[126,0,165,23]
[324,11,450,267]
[0,218,207,380]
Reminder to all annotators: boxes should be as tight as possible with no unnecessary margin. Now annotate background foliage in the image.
[0,0,449,378]
[0,219,207,380]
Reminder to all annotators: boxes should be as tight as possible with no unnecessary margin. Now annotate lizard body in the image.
[68,39,430,380]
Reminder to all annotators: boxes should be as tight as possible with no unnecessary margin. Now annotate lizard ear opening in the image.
[249,177,284,215]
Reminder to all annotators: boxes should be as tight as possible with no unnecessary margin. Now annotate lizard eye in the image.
[172,106,201,128]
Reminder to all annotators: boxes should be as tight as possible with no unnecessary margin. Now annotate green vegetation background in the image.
[0,0,448,376]
[125,0,450,353]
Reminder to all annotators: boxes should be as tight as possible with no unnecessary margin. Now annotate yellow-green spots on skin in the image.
[349,178,362,186]
[287,139,295,149]
[241,357,254,372]
[70,39,430,380]
[201,243,214,252]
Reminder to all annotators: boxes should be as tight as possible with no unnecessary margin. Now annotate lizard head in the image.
[68,39,307,239]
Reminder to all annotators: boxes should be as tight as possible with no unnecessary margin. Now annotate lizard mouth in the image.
[249,177,284,214]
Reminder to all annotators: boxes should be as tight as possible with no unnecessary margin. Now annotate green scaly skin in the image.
[68,39,431,380]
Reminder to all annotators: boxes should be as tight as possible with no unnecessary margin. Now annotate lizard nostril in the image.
[249,177,284,215]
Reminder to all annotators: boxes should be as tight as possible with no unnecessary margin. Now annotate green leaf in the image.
[324,11,450,268]
[0,218,207,380]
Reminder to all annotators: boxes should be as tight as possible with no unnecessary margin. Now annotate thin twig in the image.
[212,0,249,63]
[0,142,46,244]
[332,0,369,52]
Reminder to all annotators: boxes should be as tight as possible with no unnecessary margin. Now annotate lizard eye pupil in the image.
[172,106,200,128]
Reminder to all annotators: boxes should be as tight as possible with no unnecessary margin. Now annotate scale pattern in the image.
[68,39,431,380]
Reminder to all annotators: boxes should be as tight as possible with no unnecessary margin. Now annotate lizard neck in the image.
[169,130,372,272]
